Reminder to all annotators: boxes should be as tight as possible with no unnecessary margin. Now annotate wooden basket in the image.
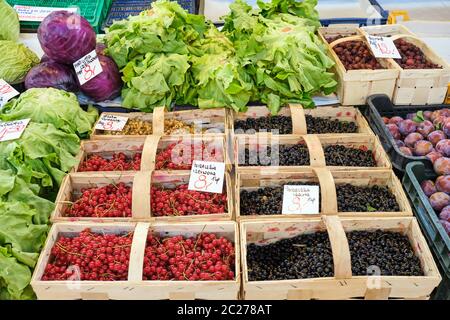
[235,168,412,221]
[31,221,240,300]
[72,136,231,173]
[91,107,229,139]
[318,27,399,106]
[234,134,390,174]
[389,35,450,105]
[52,171,233,223]
[240,216,441,300]
[359,24,415,38]
[231,105,373,136]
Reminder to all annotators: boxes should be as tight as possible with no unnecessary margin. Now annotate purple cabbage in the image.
[25,61,79,92]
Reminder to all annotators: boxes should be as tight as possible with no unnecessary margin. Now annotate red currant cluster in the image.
[78,153,142,172]
[151,184,227,216]
[155,141,223,170]
[65,183,132,218]
[143,233,235,281]
[42,229,133,281]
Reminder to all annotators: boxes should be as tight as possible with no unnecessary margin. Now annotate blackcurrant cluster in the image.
[324,145,376,167]
[336,184,400,212]
[241,145,310,166]
[306,115,358,134]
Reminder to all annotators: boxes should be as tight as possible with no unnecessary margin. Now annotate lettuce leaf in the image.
[0,0,20,42]
[0,41,39,84]
[0,246,33,300]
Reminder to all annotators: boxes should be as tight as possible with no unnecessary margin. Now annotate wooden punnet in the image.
[91,107,229,139]
[52,171,233,223]
[235,168,412,221]
[360,24,415,38]
[72,135,231,173]
[318,27,399,106]
[31,221,240,300]
[240,216,441,300]
[230,105,373,136]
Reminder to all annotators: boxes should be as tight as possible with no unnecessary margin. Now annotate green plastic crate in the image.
[6,0,113,33]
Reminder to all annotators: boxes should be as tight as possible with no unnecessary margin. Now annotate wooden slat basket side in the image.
[91,112,154,140]
[318,28,399,105]
[390,35,450,105]
[240,217,441,300]
[31,221,241,300]
[359,24,416,38]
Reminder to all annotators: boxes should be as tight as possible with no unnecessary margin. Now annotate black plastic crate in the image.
[403,161,449,299]
[365,94,448,174]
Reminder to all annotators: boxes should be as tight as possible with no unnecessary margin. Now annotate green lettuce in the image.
[0,41,39,84]
[0,0,20,42]
[1,88,98,138]
[0,246,34,300]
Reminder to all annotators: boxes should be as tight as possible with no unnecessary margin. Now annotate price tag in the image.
[73,50,103,85]
[0,119,30,142]
[282,185,320,215]
[0,79,19,108]
[95,114,129,131]
[14,5,78,22]
[365,35,401,59]
[188,160,225,194]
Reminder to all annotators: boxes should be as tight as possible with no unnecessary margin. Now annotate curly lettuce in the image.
[0,41,39,84]
[0,0,20,42]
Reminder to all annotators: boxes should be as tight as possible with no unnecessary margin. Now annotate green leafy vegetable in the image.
[0,246,34,300]
[0,88,98,138]
[0,41,39,84]
[0,0,20,42]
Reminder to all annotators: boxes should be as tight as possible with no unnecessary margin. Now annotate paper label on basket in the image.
[282,185,320,215]
[188,160,225,194]
[365,35,401,59]
[95,114,129,131]
[73,50,103,85]
[0,79,19,108]
[0,119,30,142]
[14,5,78,22]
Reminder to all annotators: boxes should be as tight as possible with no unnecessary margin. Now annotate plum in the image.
[399,146,413,156]
[382,117,389,124]
[435,139,450,157]
[421,180,437,197]
[417,120,434,137]
[386,124,401,140]
[440,206,450,221]
[427,130,445,146]
[441,108,450,117]
[443,121,450,137]
[430,110,442,122]
[404,132,423,148]
[423,111,432,120]
[398,119,418,136]
[429,192,450,212]
[395,140,405,148]
[433,115,446,128]
[435,175,450,194]
[426,151,443,164]
[406,113,416,120]
[388,116,403,126]
[434,157,450,175]
[414,140,433,156]
[440,220,450,234]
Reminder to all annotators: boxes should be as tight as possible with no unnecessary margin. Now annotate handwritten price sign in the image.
[95,114,129,131]
[14,5,78,22]
[73,50,103,85]
[0,79,19,108]
[0,119,30,142]
[365,35,401,59]
[282,185,319,215]
[188,160,225,194]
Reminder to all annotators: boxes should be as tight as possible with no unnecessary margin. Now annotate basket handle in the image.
[289,104,307,135]
[128,222,151,282]
[329,35,365,48]
[141,135,162,171]
[303,135,326,167]
[152,106,166,135]
[313,167,338,214]
[132,171,152,219]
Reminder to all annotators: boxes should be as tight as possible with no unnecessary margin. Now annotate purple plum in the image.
[440,206,450,221]
[426,151,443,164]
[405,132,423,148]
[414,140,433,156]
[441,108,450,117]
[406,113,416,120]
[382,117,389,124]
[388,116,403,126]
[430,110,443,122]
[443,121,450,137]
[421,180,437,197]
[395,140,405,148]
[433,115,446,128]
[429,192,450,212]
[417,120,434,137]
[423,111,433,120]
[436,139,450,157]
[427,130,446,146]
[434,157,450,175]
[435,175,450,194]
[386,124,401,140]
[398,119,418,136]
[399,146,413,156]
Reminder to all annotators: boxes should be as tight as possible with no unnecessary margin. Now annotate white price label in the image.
[73,50,103,85]
[188,160,225,194]
[0,80,19,108]
[365,35,401,59]
[282,185,320,215]
[95,114,129,131]
[0,119,30,142]
[14,5,78,22]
